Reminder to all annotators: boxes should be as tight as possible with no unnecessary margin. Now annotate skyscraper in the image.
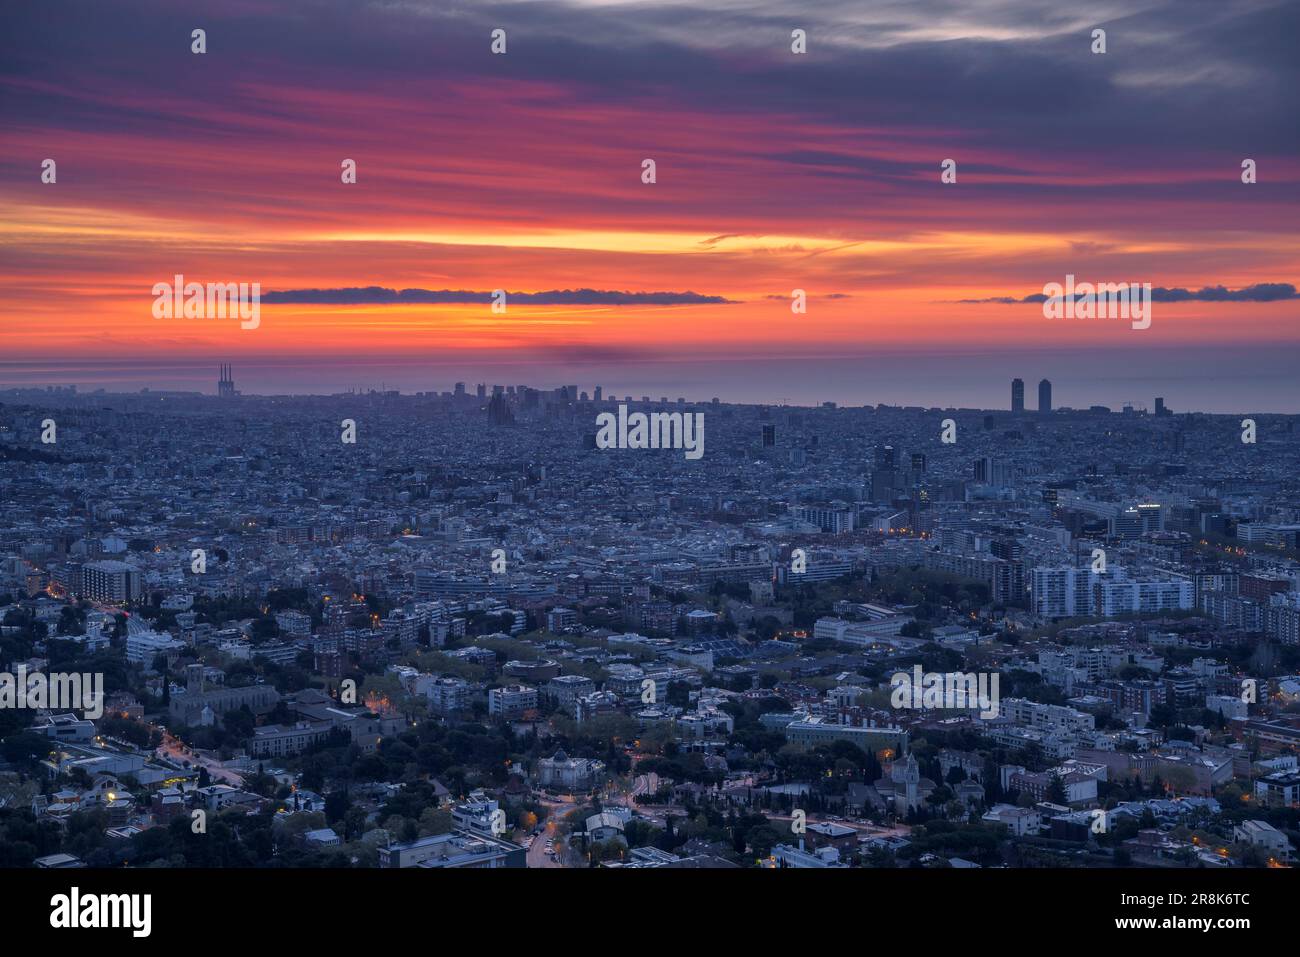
[486,391,514,426]
[870,469,896,504]
[1011,378,1024,413]
[1038,378,1052,414]
[973,457,1012,485]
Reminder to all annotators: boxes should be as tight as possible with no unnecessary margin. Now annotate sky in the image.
[1,0,1298,409]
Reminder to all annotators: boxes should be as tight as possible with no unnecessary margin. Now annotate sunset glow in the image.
[2,0,1297,404]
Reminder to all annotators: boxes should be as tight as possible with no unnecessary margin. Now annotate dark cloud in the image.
[262,286,736,305]
[4,0,1296,155]
[762,292,852,300]
[956,282,1298,304]
[1151,283,1298,302]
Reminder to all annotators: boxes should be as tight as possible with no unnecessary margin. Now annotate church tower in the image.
[892,753,920,814]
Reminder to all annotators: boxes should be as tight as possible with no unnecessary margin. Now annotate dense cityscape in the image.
[1,370,1297,871]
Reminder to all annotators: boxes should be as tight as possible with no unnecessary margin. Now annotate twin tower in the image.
[1011,377,1050,414]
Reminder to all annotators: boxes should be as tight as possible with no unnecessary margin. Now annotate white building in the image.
[304,828,340,847]
[1030,566,1192,618]
[1205,694,1248,720]
[769,842,845,868]
[982,803,1041,837]
[124,618,186,664]
[1030,567,1089,618]
[999,697,1095,734]
[537,749,605,790]
[813,614,911,645]
[81,560,142,604]
[427,676,473,715]
[1233,820,1291,861]
[545,674,596,716]
[488,684,538,720]
[1095,575,1194,616]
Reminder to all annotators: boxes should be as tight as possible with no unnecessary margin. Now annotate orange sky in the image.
[2,0,1298,370]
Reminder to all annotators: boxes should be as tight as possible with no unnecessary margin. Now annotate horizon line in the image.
[0,381,1288,419]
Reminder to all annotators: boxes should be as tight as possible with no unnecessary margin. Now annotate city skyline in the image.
[1,360,1292,417]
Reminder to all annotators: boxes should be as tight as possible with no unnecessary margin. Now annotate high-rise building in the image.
[1155,396,1167,416]
[870,469,896,504]
[991,538,1023,561]
[762,425,776,447]
[1030,566,1089,618]
[593,385,603,402]
[1011,378,1024,413]
[1137,503,1163,534]
[1038,379,1052,414]
[487,392,514,426]
[1095,575,1194,616]
[875,444,896,470]
[973,457,1013,486]
[910,453,927,473]
[81,559,143,604]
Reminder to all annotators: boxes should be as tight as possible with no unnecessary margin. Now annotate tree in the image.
[746,825,782,859]
[1046,773,1067,805]
[222,705,256,740]
[665,681,692,709]
[1148,703,1177,730]
[56,606,83,636]
[1,731,51,769]
[325,789,352,823]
